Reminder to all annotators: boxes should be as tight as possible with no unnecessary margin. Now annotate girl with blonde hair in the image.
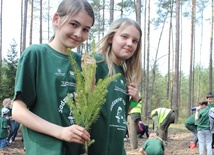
[88,18,142,155]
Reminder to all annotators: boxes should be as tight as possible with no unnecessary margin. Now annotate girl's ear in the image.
[108,37,112,44]
[52,13,59,27]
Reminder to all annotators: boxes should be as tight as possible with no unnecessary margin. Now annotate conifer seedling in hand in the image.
[66,49,120,153]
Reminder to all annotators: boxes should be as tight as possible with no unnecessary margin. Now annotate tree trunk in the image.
[209,0,213,93]
[20,0,23,55]
[29,0,33,45]
[120,0,123,17]
[179,0,182,108]
[173,0,180,123]
[0,0,2,65]
[48,0,50,40]
[21,0,28,53]
[143,0,147,119]
[170,16,175,109]
[146,0,150,119]
[109,0,114,24]
[136,0,141,25]
[197,0,205,101]
[39,0,42,43]
[0,0,2,90]
[188,0,195,117]
[102,0,105,37]
[135,0,142,117]
[167,0,173,100]
[127,115,138,150]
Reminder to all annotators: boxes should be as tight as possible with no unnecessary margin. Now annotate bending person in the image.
[147,108,175,141]
[185,113,198,148]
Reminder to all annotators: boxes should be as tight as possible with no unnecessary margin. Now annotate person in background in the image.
[185,113,198,149]
[195,98,212,155]
[7,101,20,144]
[125,120,149,141]
[206,92,214,149]
[88,18,142,155]
[127,102,142,149]
[207,92,214,106]
[147,107,175,141]
[2,98,12,109]
[139,132,165,155]
[0,108,10,150]
[12,0,95,154]
[138,121,149,139]
[2,98,12,144]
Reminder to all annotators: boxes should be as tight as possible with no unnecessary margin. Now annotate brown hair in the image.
[198,98,208,106]
[50,0,95,41]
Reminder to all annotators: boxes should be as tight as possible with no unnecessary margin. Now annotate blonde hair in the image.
[2,98,11,107]
[96,18,142,84]
[149,132,164,142]
[50,0,95,41]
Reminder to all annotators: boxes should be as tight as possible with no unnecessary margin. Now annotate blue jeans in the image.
[0,138,7,149]
[185,123,198,142]
[8,120,20,141]
[198,130,212,155]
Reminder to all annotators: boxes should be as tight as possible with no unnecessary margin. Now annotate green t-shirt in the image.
[185,113,195,125]
[14,44,84,155]
[142,137,164,155]
[0,117,9,138]
[195,107,210,131]
[88,57,129,155]
[185,114,197,131]
[208,103,214,108]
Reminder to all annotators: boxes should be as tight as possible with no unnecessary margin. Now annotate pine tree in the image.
[0,39,18,101]
[66,49,120,153]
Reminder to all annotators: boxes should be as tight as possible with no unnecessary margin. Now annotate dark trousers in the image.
[8,121,20,141]
[159,110,175,141]
[138,124,149,138]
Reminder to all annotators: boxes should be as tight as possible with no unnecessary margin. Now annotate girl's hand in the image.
[127,83,140,102]
[60,124,90,144]
[12,99,90,144]
[81,54,96,67]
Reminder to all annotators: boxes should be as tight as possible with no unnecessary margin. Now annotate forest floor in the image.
[0,124,210,155]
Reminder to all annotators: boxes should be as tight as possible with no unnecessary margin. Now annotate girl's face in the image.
[109,25,140,65]
[54,11,93,51]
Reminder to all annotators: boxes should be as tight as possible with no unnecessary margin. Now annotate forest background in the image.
[0,0,213,124]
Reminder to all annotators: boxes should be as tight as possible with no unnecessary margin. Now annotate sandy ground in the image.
[0,124,210,155]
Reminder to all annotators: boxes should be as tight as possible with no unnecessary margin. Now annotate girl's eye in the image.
[71,23,78,27]
[133,40,138,44]
[121,35,127,39]
[83,28,89,32]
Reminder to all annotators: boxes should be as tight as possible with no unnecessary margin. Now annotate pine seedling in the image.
[66,49,120,153]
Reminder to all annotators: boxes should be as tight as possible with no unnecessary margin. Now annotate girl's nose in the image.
[74,28,82,37]
[127,39,133,46]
